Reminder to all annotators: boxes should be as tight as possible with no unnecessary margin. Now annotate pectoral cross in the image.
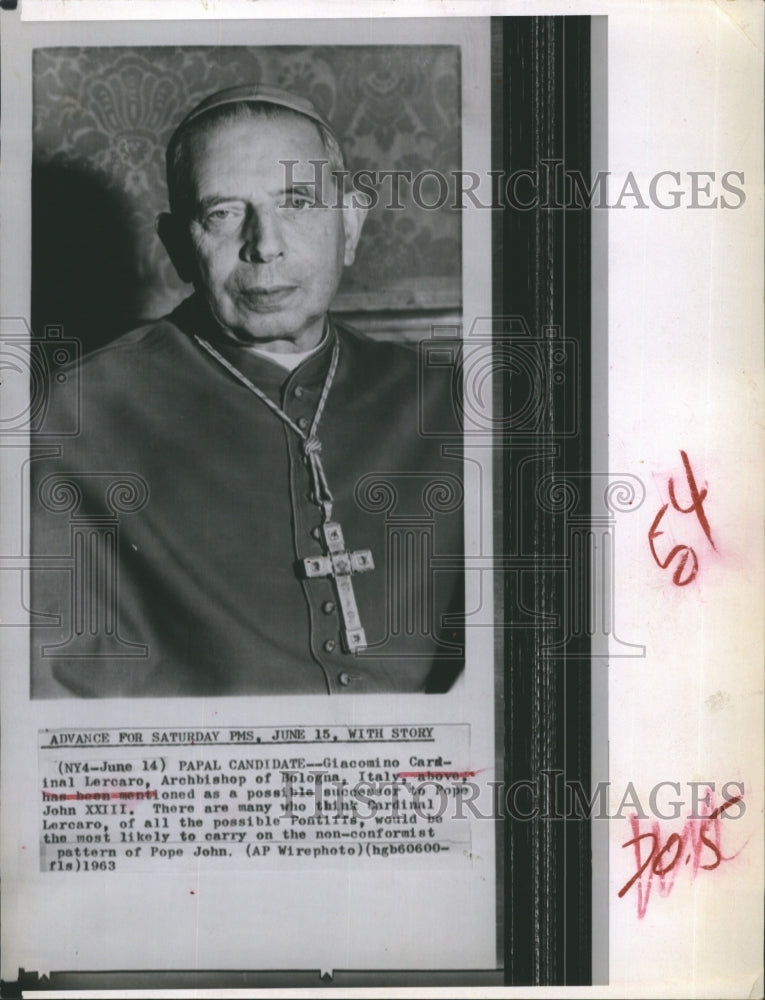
[301,521,374,652]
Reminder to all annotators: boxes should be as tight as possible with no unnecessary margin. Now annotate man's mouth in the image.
[238,286,297,309]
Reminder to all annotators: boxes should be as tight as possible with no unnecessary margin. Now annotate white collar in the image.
[243,325,328,372]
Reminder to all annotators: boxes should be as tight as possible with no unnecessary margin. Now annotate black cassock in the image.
[30,296,464,697]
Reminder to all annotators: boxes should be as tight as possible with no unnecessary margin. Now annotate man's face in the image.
[169,113,364,351]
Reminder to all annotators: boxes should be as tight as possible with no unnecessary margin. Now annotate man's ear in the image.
[341,192,369,268]
[156,213,196,284]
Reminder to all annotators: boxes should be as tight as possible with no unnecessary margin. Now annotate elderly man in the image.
[30,85,464,697]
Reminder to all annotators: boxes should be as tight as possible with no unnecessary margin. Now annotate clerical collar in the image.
[243,325,329,372]
[171,297,332,377]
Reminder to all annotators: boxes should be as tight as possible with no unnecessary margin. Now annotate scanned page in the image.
[0,1,762,997]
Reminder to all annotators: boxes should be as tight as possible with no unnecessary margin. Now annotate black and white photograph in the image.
[28,45,466,698]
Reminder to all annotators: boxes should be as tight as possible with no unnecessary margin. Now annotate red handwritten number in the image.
[648,505,700,585]
[648,450,715,586]
[618,795,744,918]
[669,451,715,550]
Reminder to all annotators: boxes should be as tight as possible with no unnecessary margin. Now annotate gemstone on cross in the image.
[301,520,374,653]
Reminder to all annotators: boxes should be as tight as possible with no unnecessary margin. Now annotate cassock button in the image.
[322,601,335,614]
[338,672,351,686]
[298,416,309,430]
[293,385,305,398]
[323,639,336,653]
[311,526,322,540]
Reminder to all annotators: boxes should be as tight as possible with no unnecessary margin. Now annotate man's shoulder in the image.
[332,320,460,430]
[36,310,197,436]
[333,320,422,371]
[75,313,188,374]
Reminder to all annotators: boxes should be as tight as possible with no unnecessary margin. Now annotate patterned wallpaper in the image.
[32,46,461,351]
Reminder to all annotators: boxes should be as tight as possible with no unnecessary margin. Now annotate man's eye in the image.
[202,207,243,226]
[285,194,315,209]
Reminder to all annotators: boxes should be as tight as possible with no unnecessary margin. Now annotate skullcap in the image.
[170,83,337,145]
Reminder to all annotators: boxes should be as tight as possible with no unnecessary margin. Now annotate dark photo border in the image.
[496,15,593,987]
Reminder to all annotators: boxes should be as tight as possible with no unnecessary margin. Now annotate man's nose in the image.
[240,208,285,263]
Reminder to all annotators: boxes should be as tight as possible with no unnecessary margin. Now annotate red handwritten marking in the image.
[397,770,482,780]
[41,790,157,800]
[618,794,745,918]
[670,450,715,549]
[649,450,715,585]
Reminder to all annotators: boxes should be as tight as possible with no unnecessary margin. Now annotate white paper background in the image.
[606,4,763,996]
